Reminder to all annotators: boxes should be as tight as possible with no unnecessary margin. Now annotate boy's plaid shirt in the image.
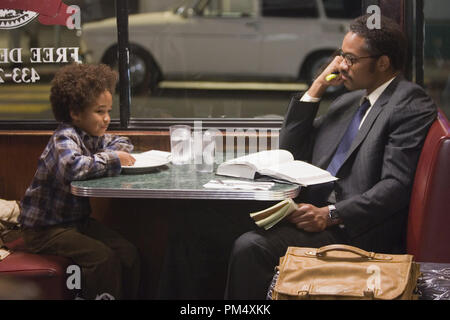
[19,123,133,228]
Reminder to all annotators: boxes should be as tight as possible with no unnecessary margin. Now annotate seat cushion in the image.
[407,109,450,262]
[0,239,75,299]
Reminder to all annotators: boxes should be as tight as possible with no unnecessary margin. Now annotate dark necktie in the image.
[326,98,371,176]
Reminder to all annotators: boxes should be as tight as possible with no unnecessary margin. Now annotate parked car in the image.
[80,0,362,94]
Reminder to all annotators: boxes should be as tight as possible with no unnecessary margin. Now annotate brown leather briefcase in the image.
[272,244,421,300]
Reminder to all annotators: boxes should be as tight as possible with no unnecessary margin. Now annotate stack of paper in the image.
[250,198,297,230]
[203,179,274,191]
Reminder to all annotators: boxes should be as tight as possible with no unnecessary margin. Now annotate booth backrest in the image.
[407,109,450,262]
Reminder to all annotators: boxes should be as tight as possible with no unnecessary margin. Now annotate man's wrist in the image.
[307,81,328,99]
[300,92,321,103]
[327,204,341,226]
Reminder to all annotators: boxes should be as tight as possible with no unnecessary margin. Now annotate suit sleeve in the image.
[335,91,437,239]
[54,134,122,182]
[279,95,320,162]
[102,134,134,153]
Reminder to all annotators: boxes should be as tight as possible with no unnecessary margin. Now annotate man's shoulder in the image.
[392,77,426,94]
[388,77,436,110]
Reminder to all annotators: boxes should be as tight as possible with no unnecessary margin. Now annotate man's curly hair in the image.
[350,14,407,72]
[50,63,118,123]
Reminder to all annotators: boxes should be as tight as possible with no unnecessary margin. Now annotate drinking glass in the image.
[193,130,216,173]
[170,125,192,165]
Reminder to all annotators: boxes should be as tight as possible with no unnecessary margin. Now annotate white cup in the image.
[193,130,216,173]
[170,125,192,165]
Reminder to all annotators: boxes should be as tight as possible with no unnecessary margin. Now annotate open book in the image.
[216,149,337,186]
[250,198,297,230]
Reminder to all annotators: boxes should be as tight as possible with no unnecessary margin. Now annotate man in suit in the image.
[225,15,437,299]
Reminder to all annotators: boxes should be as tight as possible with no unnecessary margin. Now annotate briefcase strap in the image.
[308,244,393,261]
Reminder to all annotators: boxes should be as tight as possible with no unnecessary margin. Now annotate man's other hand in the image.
[287,203,330,232]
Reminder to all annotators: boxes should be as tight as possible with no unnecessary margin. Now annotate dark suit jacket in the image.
[279,76,437,253]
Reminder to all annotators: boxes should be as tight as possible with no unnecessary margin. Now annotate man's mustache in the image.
[340,71,351,79]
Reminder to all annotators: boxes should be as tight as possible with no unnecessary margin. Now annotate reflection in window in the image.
[262,0,318,18]
[424,0,450,118]
[202,0,256,18]
[322,0,362,19]
[75,0,351,120]
[0,2,119,121]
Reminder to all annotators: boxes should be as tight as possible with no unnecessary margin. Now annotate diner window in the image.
[424,0,450,118]
[0,0,360,127]
[262,0,319,18]
[0,11,86,121]
[2,1,445,128]
[202,0,256,18]
[0,0,137,125]
[323,0,362,19]
[118,0,348,123]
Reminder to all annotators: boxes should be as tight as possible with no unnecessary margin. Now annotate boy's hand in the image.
[116,151,136,166]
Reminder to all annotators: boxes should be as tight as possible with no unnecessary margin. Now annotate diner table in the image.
[71,163,300,201]
[70,162,301,299]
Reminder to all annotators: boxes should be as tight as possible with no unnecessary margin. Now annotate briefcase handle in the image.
[315,244,392,260]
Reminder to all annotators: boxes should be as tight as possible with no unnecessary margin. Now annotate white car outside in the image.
[80,0,361,93]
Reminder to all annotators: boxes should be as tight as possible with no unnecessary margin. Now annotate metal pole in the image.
[116,0,130,128]
[415,0,425,87]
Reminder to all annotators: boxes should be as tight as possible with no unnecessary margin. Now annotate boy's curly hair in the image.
[50,63,118,123]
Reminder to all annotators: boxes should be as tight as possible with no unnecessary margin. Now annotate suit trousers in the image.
[22,217,140,300]
[225,222,349,300]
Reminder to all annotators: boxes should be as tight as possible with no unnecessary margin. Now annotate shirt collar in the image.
[61,122,100,146]
[362,76,397,106]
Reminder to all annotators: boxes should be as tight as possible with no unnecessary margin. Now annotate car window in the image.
[262,0,319,18]
[322,0,362,19]
[202,0,256,18]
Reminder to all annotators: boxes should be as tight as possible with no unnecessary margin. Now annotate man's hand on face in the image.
[286,203,331,232]
[307,55,345,99]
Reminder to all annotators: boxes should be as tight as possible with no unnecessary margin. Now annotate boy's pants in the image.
[22,217,140,300]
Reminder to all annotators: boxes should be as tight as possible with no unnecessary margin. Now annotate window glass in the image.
[262,0,318,18]
[122,0,345,120]
[323,0,362,19]
[424,0,450,118]
[0,0,134,121]
[202,0,256,17]
[1,0,366,124]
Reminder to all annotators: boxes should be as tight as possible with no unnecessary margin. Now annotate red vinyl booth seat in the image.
[407,109,450,263]
[0,237,75,300]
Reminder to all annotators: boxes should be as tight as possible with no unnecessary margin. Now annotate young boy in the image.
[18,63,140,300]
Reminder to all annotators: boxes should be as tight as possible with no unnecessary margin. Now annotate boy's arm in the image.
[54,134,123,182]
[102,134,134,153]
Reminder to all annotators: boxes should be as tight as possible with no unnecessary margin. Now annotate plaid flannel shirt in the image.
[19,123,133,228]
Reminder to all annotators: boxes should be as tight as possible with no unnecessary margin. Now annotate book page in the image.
[261,160,337,186]
[216,163,257,179]
[225,150,293,170]
[250,198,298,230]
